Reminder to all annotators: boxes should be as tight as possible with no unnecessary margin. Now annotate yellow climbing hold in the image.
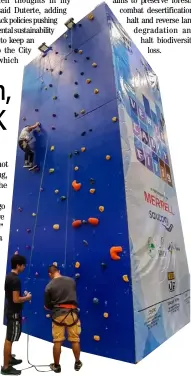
[90,189,95,194]
[106,155,111,160]
[79,50,83,54]
[55,190,59,194]
[92,62,97,68]
[86,79,91,84]
[94,89,99,94]
[94,335,100,341]
[53,224,60,230]
[75,262,80,269]
[123,275,129,282]
[99,206,104,212]
[53,262,58,267]
[81,147,86,152]
[74,166,79,171]
[112,117,118,122]
[88,13,94,20]
[50,146,55,151]
[49,168,54,173]
[32,213,36,217]
[103,312,109,318]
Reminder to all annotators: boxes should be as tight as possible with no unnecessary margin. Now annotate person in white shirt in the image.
[18,122,40,171]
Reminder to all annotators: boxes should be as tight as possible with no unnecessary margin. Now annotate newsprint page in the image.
[0,1,190,376]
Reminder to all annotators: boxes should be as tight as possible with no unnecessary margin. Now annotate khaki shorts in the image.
[52,312,81,343]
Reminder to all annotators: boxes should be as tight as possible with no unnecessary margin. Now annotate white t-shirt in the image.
[19,126,31,141]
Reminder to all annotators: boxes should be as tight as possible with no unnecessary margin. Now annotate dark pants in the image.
[18,140,34,165]
[6,313,22,343]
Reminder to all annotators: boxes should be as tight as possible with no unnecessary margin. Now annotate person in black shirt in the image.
[1,255,32,376]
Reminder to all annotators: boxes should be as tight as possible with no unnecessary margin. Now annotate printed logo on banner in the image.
[147,237,156,258]
[168,272,176,293]
[148,210,174,232]
[131,96,173,187]
[144,190,174,215]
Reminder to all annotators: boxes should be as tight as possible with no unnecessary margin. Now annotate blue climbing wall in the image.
[6,3,136,364]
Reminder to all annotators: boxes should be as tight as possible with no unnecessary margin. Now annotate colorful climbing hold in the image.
[40,187,44,192]
[110,246,123,260]
[49,168,54,173]
[52,114,56,117]
[79,50,83,54]
[93,298,99,304]
[75,273,80,279]
[75,262,80,269]
[81,131,86,136]
[74,150,80,155]
[86,57,90,60]
[74,112,78,117]
[90,178,95,184]
[35,272,39,276]
[53,96,57,100]
[74,93,79,98]
[35,109,39,112]
[103,312,109,318]
[72,220,82,228]
[26,229,31,233]
[75,81,78,85]
[74,48,78,53]
[123,275,129,282]
[50,146,55,151]
[32,213,36,217]
[90,189,95,194]
[99,206,104,212]
[94,89,99,94]
[52,126,56,130]
[81,147,86,152]
[80,72,84,76]
[80,109,86,114]
[14,251,19,255]
[94,335,100,341]
[88,218,99,226]
[60,196,67,201]
[106,155,111,160]
[82,220,87,224]
[55,190,59,194]
[22,117,26,121]
[18,207,23,212]
[46,314,51,318]
[88,13,94,20]
[53,262,58,267]
[101,263,107,269]
[86,78,91,84]
[59,71,63,75]
[112,117,118,122]
[83,240,88,246]
[74,166,79,171]
[53,224,60,230]
[26,245,31,250]
[44,87,48,90]
[72,180,82,191]
[92,62,97,67]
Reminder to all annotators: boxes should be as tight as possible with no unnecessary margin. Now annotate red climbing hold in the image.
[72,180,82,191]
[72,220,82,228]
[88,218,99,226]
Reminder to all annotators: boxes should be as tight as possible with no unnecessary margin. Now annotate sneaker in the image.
[74,360,83,371]
[49,364,61,373]
[1,366,21,375]
[9,356,22,366]
[28,164,37,171]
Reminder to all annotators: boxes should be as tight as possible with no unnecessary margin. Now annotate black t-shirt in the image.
[5,272,22,315]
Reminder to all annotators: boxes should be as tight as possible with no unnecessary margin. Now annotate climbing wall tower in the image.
[5,2,190,364]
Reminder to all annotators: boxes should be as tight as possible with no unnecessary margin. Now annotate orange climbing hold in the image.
[94,335,100,341]
[86,79,91,84]
[123,275,129,282]
[72,180,82,191]
[103,312,109,318]
[75,262,80,268]
[72,220,82,228]
[110,246,123,260]
[90,189,95,194]
[88,218,99,226]
[81,147,86,152]
[106,155,111,160]
[53,224,60,230]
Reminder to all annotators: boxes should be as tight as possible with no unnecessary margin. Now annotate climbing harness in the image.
[51,304,79,328]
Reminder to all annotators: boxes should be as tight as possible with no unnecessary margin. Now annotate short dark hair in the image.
[48,265,58,274]
[11,255,26,269]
